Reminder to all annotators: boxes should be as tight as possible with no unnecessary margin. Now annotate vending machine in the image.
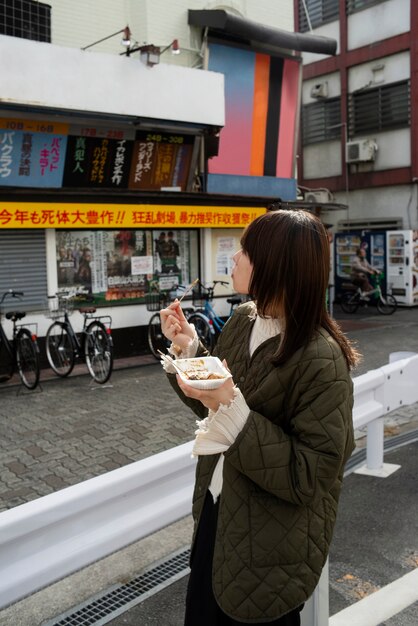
[334,230,387,299]
[386,230,418,306]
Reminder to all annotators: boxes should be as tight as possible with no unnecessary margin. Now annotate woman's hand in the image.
[160,300,195,352]
[176,363,235,412]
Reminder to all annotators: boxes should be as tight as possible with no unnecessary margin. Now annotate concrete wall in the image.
[331,185,418,231]
[347,0,410,50]
[47,0,294,61]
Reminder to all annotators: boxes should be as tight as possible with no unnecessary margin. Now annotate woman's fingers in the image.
[176,375,235,412]
[164,314,182,338]
[176,376,201,399]
[169,299,187,322]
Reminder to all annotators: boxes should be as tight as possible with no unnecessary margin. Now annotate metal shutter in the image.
[0,230,47,311]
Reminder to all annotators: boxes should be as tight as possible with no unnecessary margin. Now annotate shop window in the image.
[0,0,51,43]
[298,0,339,33]
[346,0,389,15]
[348,80,410,136]
[302,97,341,145]
[55,229,199,305]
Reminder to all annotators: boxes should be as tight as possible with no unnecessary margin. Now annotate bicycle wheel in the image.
[188,313,214,352]
[15,328,40,390]
[46,321,75,376]
[377,294,397,315]
[148,313,170,359]
[340,292,360,314]
[84,321,113,384]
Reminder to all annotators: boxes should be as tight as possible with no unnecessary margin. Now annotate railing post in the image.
[366,418,384,470]
[301,559,329,626]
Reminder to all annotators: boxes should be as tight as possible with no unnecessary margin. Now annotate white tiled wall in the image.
[46,0,294,63]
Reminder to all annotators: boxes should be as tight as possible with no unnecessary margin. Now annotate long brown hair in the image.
[241,209,360,369]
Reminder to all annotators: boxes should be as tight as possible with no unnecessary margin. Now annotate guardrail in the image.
[352,352,418,476]
[0,353,417,620]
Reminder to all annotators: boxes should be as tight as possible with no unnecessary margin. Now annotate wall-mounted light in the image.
[81,26,132,51]
[164,39,180,55]
[121,39,181,65]
[121,26,132,47]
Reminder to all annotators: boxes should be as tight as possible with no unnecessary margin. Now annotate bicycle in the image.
[188,280,243,351]
[340,273,397,315]
[45,292,113,384]
[0,290,40,390]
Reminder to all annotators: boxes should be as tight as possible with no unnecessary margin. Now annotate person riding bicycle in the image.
[350,247,379,295]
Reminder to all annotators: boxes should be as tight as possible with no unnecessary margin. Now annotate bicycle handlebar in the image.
[0,289,24,304]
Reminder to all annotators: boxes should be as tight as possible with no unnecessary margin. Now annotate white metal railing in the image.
[0,440,195,609]
[352,352,418,476]
[0,353,417,620]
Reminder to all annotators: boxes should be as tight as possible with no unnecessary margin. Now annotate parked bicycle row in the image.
[0,273,398,391]
[0,289,113,391]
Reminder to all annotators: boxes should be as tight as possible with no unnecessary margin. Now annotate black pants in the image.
[184,492,302,626]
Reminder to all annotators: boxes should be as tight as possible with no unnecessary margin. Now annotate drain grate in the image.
[43,546,190,626]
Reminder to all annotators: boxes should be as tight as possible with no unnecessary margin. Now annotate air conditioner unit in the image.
[310,81,329,99]
[304,190,333,204]
[346,139,377,163]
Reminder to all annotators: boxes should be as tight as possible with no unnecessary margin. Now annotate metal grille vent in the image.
[43,547,190,626]
[298,0,339,33]
[348,80,410,137]
[302,97,341,145]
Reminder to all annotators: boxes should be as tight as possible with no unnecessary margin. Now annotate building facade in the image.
[0,0,334,356]
[295,0,418,232]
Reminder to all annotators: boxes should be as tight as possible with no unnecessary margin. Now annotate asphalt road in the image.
[105,442,418,626]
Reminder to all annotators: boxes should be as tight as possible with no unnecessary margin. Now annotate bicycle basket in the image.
[46,294,74,319]
[192,284,211,307]
[145,292,168,312]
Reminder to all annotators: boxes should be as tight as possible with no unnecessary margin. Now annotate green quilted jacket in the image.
[169,302,354,622]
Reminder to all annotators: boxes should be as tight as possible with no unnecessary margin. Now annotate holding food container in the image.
[158,210,358,626]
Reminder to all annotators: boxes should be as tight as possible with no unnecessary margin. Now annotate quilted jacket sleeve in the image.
[224,356,354,506]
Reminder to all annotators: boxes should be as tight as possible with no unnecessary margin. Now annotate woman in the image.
[160,209,359,625]
[350,247,379,293]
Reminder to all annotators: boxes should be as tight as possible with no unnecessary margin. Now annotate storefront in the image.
[0,185,273,357]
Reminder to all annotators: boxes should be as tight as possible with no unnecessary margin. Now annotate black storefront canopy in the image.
[188,9,337,56]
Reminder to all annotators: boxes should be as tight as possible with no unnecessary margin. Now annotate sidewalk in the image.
[0,306,417,624]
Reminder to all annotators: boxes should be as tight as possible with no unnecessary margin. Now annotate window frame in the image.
[346,0,390,16]
[302,97,342,146]
[0,0,51,43]
[348,80,411,137]
[298,0,340,33]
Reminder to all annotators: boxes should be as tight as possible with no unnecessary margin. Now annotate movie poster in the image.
[55,229,198,304]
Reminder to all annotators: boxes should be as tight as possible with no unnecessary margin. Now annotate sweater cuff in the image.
[160,326,199,373]
[192,388,250,456]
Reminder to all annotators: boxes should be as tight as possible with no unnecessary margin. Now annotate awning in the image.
[188,9,337,56]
